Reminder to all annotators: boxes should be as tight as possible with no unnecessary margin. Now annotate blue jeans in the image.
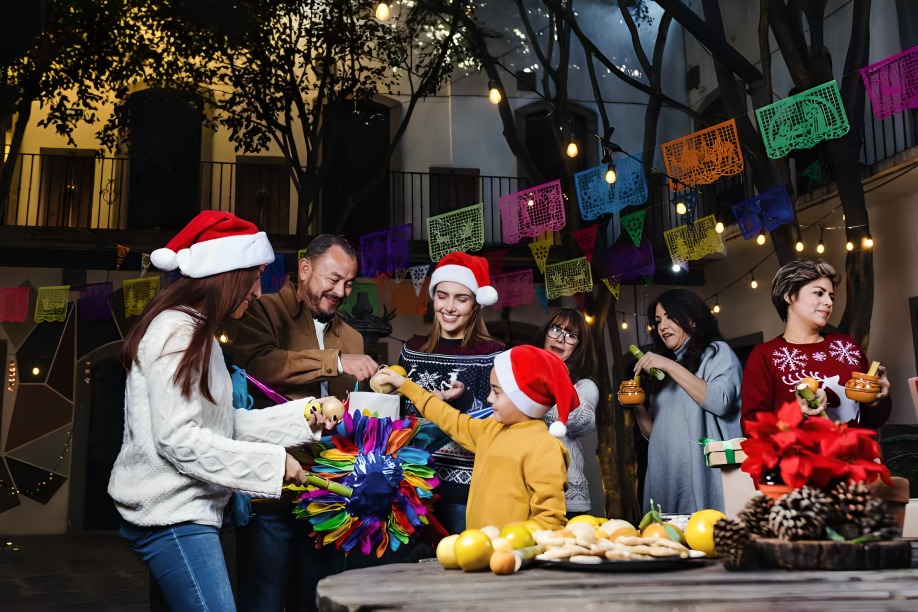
[235,504,343,612]
[120,520,235,612]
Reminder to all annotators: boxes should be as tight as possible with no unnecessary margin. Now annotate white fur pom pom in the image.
[549,421,567,438]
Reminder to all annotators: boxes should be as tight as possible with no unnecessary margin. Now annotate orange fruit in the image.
[799,376,819,393]
[608,526,640,541]
[642,522,685,544]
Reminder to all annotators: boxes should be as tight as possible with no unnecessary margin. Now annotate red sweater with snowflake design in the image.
[741,333,891,433]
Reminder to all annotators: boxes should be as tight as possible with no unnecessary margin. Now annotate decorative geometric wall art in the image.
[35,286,70,323]
[545,257,593,299]
[860,45,918,120]
[663,214,727,267]
[123,277,160,318]
[575,155,647,220]
[47,306,76,400]
[4,456,66,504]
[661,119,744,191]
[3,384,73,452]
[6,425,72,474]
[528,238,551,274]
[499,180,566,244]
[491,269,535,309]
[755,80,849,159]
[427,203,485,262]
[0,460,21,513]
[360,224,412,278]
[731,184,795,240]
[0,286,30,323]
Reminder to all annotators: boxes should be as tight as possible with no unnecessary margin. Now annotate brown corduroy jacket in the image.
[232,281,364,405]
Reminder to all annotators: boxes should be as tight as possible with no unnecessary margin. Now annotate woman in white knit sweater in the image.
[108,212,328,611]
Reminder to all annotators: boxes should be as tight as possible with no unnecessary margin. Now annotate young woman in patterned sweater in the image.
[397,252,504,534]
[741,259,891,431]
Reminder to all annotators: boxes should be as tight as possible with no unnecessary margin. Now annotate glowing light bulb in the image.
[621,320,629,330]
[715,221,724,234]
[584,313,595,325]
[795,240,804,252]
[375,2,390,21]
[846,241,854,251]
[751,278,758,289]
[566,141,579,158]
[32,367,40,375]
[488,85,501,105]
[864,236,874,248]
[816,241,825,254]
[672,264,680,272]
[605,166,617,184]
[713,303,721,314]
[218,332,229,344]
[756,233,766,245]
[675,202,687,215]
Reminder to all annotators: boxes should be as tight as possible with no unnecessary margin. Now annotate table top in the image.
[317,552,918,611]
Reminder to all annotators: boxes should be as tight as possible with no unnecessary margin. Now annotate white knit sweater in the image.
[108,309,318,527]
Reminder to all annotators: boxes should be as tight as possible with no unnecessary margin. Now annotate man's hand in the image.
[340,354,379,381]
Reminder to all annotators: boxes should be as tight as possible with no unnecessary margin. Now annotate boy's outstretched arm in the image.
[373,369,489,452]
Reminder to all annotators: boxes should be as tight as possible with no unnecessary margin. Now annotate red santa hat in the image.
[429,251,498,306]
[150,211,274,278]
[493,345,580,437]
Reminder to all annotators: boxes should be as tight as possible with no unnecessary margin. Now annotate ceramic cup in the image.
[844,372,880,403]
[617,379,645,406]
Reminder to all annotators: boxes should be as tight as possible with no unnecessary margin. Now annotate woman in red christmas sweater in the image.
[741,259,891,432]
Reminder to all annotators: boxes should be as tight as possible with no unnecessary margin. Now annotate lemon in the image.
[521,520,542,534]
[388,365,407,377]
[454,529,494,572]
[566,514,597,526]
[684,509,726,556]
[499,523,535,549]
[436,534,460,569]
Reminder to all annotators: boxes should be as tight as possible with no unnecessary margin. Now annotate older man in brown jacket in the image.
[232,233,377,612]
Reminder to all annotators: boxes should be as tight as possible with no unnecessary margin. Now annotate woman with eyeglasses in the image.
[535,308,599,519]
[629,289,742,515]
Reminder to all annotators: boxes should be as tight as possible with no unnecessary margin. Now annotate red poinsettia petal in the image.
[777,401,804,428]
[779,454,813,489]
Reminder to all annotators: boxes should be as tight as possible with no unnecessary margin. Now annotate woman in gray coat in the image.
[630,289,743,515]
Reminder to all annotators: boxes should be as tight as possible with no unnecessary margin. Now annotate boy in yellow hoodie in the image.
[373,345,579,530]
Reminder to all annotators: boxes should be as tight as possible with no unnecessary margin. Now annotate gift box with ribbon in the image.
[703,437,747,467]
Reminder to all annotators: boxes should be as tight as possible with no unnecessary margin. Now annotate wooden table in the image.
[318,551,918,611]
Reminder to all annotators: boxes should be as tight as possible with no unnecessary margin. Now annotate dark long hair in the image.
[122,267,262,402]
[534,307,596,382]
[645,289,723,393]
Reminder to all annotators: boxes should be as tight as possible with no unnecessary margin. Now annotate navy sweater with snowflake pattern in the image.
[397,335,504,505]
[741,333,891,431]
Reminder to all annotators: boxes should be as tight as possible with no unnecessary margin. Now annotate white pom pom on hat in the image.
[429,251,499,306]
[492,345,580,437]
[150,211,274,278]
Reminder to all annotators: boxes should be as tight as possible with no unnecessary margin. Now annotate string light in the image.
[31,367,40,376]
[675,201,687,215]
[846,240,854,251]
[712,296,721,314]
[795,239,805,252]
[566,134,579,158]
[863,235,874,248]
[6,360,15,392]
[672,263,680,272]
[604,163,617,184]
[756,232,766,246]
[217,331,230,344]
[750,273,758,289]
[620,313,628,330]
[816,228,826,254]
[584,313,595,325]
[487,80,501,105]
[714,221,724,234]
[375,2,390,21]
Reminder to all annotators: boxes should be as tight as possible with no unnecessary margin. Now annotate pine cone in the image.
[767,486,833,541]
[713,518,755,570]
[738,493,775,537]
[860,497,901,541]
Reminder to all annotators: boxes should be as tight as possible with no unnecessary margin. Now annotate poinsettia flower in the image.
[819,422,880,459]
[844,458,893,485]
[777,453,814,489]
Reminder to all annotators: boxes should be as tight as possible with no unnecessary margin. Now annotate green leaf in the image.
[824,526,846,542]
[662,524,681,542]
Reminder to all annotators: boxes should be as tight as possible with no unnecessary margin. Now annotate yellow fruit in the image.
[436,534,460,569]
[388,365,407,377]
[454,529,494,572]
[499,523,536,549]
[521,520,542,533]
[566,514,597,526]
[799,376,819,393]
[685,509,727,556]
